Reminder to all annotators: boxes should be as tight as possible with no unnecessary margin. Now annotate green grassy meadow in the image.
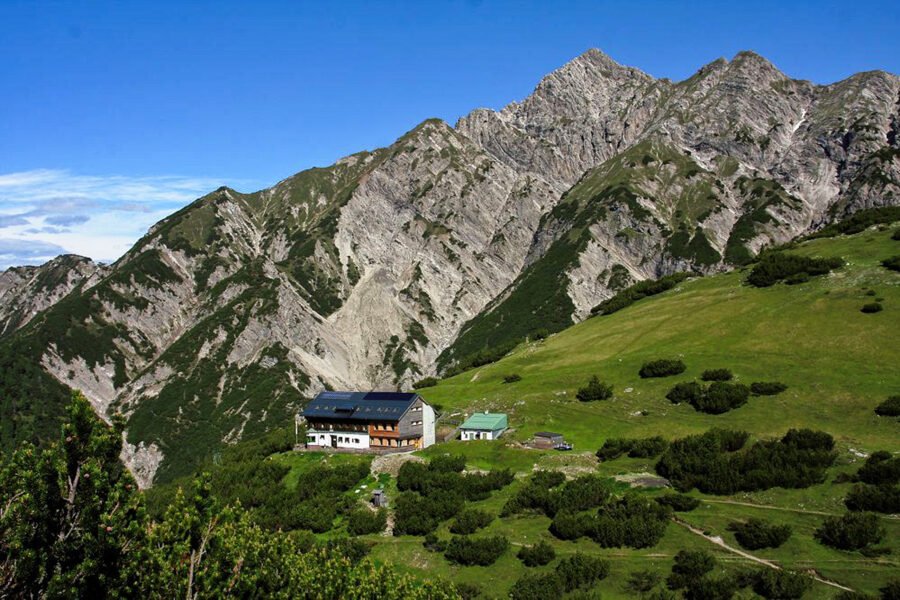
[276,227,900,598]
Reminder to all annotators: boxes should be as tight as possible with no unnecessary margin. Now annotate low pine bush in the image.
[655,493,700,512]
[746,252,843,287]
[576,375,613,402]
[517,540,556,567]
[701,368,733,381]
[639,359,686,378]
[347,508,388,535]
[893,229,900,241]
[412,377,438,389]
[752,569,812,600]
[694,382,750,414]
[815,512,885,550]
[728,518,792,549]
[666,381,703,404]
[861,302,884,313]
[882,256,900,272]
[449,508,494,535]
[503,373,522,384]
[875,395,900,417]
[590,272,691,316]
[751,381,788,395]
[444,535,509,566]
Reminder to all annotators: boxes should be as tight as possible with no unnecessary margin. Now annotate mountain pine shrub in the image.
[701,368,733,381]
[875,396,900,416]
[882,256,900,272]
[517,540,556,567]
[746,252,843,287]
[576,375,613,401]
[751,381,788,395]
[639,359,686,378]
[861,302,884,313]
[728,518,792,549]
[815,512,885,550]
[444,535,509,566]
[503,373,522,383]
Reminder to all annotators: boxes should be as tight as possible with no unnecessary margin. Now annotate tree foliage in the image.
[576,375,613,402]
[640,359,686,378]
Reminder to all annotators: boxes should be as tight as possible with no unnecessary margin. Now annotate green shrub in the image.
[666,550,716,590]
[517,540,556,567]
[503,373,522,384]
[443,337,522,378]
[591,272,692,316]
[509,572,564,600]
[815,512,885,550]
[861,302,884,313]
[444,535,509,566]
[701,368,733,382]
[449,508,494,535]
[640,359,686,378]
[882,579,900,600]
[531,328,549,340]
[728,518,792,549]
[596,437,668,461]
[875,396,900,417]
[666,382,703,404]
[855,451,900,486]
[752,569,811,599]
[845,484,900,513]
[693,382,750,414]
[625,570,663,595]
[746,252,843,287]
[806,207,900,239]
[785,271,810,285]
[576,375,613,401]
[656,428,835,494]
[555,553,610,591]
[585,494,671,548]
[413,377,438,389]
[751,381,788,395]
[893,229,900,241]
[347,508,388,535]
[881,256,900,272]
[655,493,700,512]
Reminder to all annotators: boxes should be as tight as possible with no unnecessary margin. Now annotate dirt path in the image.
[672,517,854,593]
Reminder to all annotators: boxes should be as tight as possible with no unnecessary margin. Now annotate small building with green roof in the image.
[459,412,508,441]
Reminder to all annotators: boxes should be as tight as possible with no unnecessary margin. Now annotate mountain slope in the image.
[1,49,898,486]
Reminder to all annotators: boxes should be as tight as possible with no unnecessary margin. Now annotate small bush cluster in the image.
[751,381,788,395]
[517,540,556,567]
[502,473,611,518]
[347,508,388,535]
[667,381,751,414]
[443,338,521,378]
[894,229,900,241]
[576,375,613,402]
[656,428,836,494]
[509,553,610,600]
[412,376,438,389]
[806,206,900,239]
[701,368,733,382]
[503,373,522,384]
[443,535,509,566]
[845,451,900,513]
[590,272,691,316]
[882,256,900,272]
[746,252,843,287]
[449,508,494,535]
[861,302,884,313]
[875,396,900,417]
[815,512,885,550]
[728,518,792,550]
[550,494,671,549]
[752,569,812,599]
[393,456,513,536]
[654,493,700,512]
[640,359,686,378]
[596,436,668,461]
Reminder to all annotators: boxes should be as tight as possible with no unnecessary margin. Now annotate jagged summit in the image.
[2,48,897,487]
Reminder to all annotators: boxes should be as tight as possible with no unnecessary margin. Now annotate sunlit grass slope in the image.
[422,227,899,452]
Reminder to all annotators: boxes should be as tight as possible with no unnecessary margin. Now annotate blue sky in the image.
[1,0,898,267]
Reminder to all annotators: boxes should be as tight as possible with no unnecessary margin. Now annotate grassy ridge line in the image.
[420,227,899,452]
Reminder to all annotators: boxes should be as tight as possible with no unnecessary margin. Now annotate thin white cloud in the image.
[0,169,257,269]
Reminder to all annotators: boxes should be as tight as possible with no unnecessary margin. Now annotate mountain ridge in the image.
[1,49,898,486]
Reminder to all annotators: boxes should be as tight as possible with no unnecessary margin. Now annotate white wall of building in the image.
[307,430,370,449]
[461,429,498,441]
[422,403,436,448]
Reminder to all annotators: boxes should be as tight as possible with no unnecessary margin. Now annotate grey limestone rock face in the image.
[3,49,897,485]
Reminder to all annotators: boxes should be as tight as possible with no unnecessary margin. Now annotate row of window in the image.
[372,437,418,447]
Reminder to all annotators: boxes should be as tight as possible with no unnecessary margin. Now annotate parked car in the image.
[555,442,574,451]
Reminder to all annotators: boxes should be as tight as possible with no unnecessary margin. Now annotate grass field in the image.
[280,227,900,598]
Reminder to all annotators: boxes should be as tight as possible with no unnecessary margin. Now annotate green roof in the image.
[460,412,507,431]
